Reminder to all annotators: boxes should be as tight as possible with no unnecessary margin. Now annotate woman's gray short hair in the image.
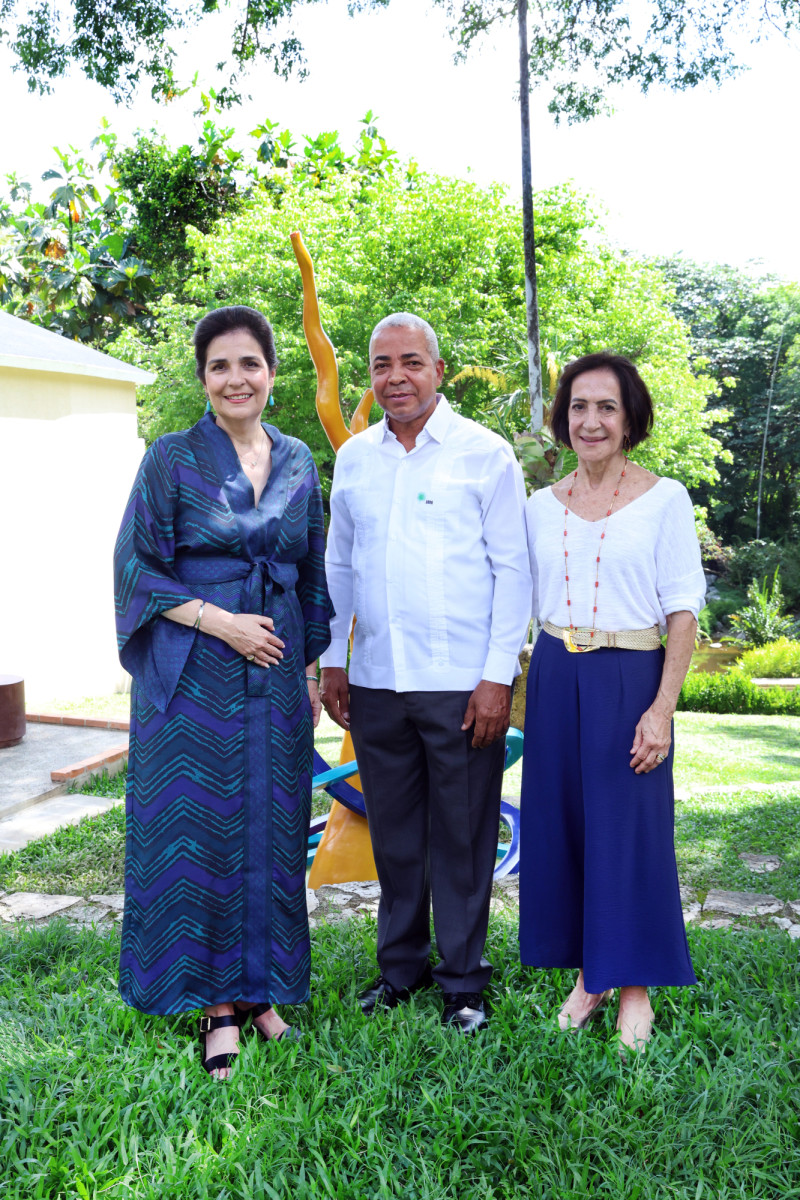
[369,312,439,361]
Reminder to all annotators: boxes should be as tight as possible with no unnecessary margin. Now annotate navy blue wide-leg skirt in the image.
[518,631,696,993]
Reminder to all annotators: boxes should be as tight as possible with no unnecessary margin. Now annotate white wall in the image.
[0,368,144,702]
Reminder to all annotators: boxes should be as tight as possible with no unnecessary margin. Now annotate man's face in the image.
[369,326,445,426]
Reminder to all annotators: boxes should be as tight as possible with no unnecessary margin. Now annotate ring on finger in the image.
[247,654,255,662]
[656,752,666,762]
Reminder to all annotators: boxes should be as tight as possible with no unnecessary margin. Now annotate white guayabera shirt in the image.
[320,395,532,693]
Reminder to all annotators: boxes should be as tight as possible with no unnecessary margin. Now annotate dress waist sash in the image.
[175,555,300,698]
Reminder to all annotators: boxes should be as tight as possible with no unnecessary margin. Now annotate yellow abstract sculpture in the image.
[290,230,378,886]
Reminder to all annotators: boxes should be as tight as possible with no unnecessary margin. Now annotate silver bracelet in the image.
[194,601,205,630]
[306,675,318,683]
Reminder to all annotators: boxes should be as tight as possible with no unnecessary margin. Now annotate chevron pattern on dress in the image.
[115,416,333,1016]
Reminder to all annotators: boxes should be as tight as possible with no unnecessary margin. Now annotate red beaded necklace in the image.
[561,456,628,653]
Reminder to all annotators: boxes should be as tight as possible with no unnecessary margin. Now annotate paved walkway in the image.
[0,791,123,853]
[0,721,127,821]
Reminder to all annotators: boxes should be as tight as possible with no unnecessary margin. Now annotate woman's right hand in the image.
[222,612,285,667]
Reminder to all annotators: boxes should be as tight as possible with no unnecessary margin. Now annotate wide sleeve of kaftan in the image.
[296,453,335,665]
[114,438,198,712]
[654,481,706,619]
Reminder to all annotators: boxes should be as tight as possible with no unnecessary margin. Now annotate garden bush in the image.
[726,539,800,606]
[678,669,800,715]
[735,637,800,679]
[730,569,796,646]
[698,583,747,637]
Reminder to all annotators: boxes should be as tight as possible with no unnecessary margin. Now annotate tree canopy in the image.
[5,0,798,113]
[0,0,391,104]
[100,127,725,495]
[429,0,800,121]
[659,257,800,543]
[0,115,728,507]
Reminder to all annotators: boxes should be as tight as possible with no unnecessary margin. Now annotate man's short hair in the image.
[369,312,439,362]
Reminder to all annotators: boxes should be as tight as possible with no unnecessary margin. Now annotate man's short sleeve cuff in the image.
[481,649,522,685]
[319,639,349,670]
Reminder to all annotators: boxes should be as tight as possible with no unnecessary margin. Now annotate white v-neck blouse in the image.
[525,477,706,632]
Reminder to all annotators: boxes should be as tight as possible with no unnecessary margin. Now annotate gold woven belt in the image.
[542,620,662,653]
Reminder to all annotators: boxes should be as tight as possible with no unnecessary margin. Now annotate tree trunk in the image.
[517,0,543,432]
[756,324,785,539]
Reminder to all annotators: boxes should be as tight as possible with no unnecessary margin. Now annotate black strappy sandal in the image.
[199,1012,240,1076]
[237,1002,302,1043]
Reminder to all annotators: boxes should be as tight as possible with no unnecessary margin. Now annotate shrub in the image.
[734,638,800,679]
[730,569,795,646]
[726,540,800,607]
[678,670,800,715]
[702,584,747,634]
[697,606,714,639]
[694,506,731,574]
[698,590,746,638]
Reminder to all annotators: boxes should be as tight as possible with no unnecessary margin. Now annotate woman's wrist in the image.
[201,604,234,643]
[652,694,676,720]
[306,664,318,685]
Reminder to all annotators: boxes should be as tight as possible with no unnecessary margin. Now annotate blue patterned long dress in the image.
[114,412,333,1015]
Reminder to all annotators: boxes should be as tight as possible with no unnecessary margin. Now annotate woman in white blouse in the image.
[519,352,705,1053]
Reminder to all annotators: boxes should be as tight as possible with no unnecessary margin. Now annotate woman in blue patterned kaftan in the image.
[519,352,705,1055]
[114,306,333,1077]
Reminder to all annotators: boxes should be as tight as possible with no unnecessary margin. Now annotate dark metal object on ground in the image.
[0,675,25,748]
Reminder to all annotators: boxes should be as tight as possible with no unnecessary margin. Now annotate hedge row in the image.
[678,670,800,715]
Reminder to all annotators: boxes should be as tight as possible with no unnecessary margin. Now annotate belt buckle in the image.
[562,627,598,654]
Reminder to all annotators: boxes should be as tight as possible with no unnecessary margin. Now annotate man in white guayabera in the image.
[320,313,531,1033]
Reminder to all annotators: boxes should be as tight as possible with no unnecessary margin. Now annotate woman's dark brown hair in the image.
[193,306,278,380]
[549,352,654,449]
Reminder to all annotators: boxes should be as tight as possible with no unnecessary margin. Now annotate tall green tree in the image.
[1,0,390,104]
[405,0,800,433]
[658,257,800,542]
[430,1,800,122]
[111,155,724,496]
[0,143,154,342]
[0,108,402,340]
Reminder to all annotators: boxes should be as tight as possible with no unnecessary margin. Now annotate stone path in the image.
[3,876,799,940]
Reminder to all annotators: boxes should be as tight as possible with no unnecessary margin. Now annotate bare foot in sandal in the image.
[557,970,614,1031]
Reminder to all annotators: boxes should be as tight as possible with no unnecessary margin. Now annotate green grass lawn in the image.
[676,786,800,900]
[25,692,133,721]
[673,712,800,790]
[1,916,798,1199]
[3,711,800,1196]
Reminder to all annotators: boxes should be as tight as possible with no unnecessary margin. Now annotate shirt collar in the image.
[380,393,453,445]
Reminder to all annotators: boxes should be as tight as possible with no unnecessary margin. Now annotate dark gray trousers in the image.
[349,686,504,993]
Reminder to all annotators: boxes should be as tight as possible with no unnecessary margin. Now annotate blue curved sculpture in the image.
[309,728,523,878]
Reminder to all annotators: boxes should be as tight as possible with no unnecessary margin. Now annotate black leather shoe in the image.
[358,964,433,1015]
[442,992,489,1033]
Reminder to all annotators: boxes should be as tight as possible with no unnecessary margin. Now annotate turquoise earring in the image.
[205,399,213,414]
[269,392,275,407]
